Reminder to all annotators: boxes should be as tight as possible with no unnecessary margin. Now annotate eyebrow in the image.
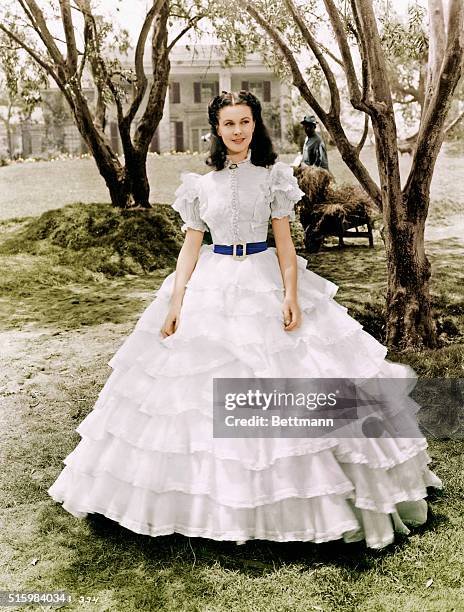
[223,117,251,122]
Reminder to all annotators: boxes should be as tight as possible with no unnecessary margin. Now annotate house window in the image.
[171,82,181,104]
[241,80,271,102]
[191,127,210,152]
[194,81,219,103]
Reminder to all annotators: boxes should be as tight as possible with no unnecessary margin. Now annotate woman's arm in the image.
[161,228,204,337]
[272,217,302,331]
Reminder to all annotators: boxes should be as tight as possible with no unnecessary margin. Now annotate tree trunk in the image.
[67,89,153,209]
[368,103,438,349]
[124,148,151,208]
[90,143,153,208]
[384,192,437,349]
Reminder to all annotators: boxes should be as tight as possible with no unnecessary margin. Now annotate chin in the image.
[227,141,249,152]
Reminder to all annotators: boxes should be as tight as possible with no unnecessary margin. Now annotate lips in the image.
[233,139,245,143]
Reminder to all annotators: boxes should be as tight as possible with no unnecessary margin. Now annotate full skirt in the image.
[48,245,443,549]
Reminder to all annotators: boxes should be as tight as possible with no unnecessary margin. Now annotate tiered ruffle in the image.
[48,245,443,549]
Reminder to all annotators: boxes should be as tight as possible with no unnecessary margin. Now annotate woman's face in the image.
[216,104,255,156]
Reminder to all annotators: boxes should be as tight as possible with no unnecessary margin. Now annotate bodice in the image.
[171,150,305,245]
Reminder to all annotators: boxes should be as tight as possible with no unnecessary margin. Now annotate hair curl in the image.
[205,90,277,171]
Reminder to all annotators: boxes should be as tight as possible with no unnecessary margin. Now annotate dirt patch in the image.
[0,321,137,510]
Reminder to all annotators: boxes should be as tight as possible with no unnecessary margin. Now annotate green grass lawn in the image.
[0,150,463,612]
[0,142,463,221]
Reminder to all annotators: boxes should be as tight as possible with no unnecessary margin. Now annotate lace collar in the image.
[224,148,252,168]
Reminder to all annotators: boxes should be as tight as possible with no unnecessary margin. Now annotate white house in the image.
[141,44,294,154]
[0,44,295,158]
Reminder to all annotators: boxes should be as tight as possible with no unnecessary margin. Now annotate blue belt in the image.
[213,241,268,260]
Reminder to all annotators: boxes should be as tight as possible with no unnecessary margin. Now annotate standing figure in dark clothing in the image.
[301,114,329,170]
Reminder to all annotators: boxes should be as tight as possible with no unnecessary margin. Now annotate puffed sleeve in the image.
[269,161,305,222]
[171,171,208,233]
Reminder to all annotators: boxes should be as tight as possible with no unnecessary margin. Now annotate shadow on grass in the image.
[33,483,451,612]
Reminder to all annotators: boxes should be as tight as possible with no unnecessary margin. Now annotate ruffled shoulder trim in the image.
[171,172,208,233]
[268,161,305,222]
[173,171,202,205]
[269,160,293,184]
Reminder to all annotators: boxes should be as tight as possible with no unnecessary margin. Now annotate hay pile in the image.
[0,202,185,276]
[293,165,379,250]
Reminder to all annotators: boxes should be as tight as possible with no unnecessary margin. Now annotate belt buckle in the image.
[232,242,247,260]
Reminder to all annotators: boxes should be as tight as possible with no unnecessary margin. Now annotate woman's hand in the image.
[282,296,301,331]
[160,300,182,338]
[160,228,204,339]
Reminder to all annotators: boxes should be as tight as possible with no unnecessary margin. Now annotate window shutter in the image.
[175,121,184,152]
[172,82,181,104]
[214,81,219,96]
[263,81,271,102]
[193,82,201,103]
[241,81,249,91]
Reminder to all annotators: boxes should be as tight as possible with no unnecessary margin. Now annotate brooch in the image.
[229,163,238,169]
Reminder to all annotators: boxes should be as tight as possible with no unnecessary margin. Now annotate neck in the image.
[226,148,249,163]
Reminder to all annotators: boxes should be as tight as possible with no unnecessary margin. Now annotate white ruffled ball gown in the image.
[48,151,443,549]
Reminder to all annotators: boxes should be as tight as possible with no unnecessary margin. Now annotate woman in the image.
[48,91,442,549]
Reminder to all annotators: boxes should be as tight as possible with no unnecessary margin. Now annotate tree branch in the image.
[350,0,401,212]
[284,0,341,117]
[0,23,61,87]
[315,41,343,68]
[241,0,327,121]
[17,0,39,31]
[240,0,382,208]
[23,0,66,70]
[444,108,464,134]
[424,0,446,115]
[167,14,205,52]
[77,0,124,123]
[353,0,394,110]
[80,17,106,129]
[58,0,79,74]
[124,0,167,127]
[356,113,369,153]
[323,0,370,114]
[133,0,170,153]
[350,0,371,108]
[405,0,464,199]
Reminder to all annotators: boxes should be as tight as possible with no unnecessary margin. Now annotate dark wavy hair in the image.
[205,90,277,171]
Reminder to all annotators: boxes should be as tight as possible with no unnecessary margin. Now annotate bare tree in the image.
[0,0,205,208]
[231,0,463,350]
